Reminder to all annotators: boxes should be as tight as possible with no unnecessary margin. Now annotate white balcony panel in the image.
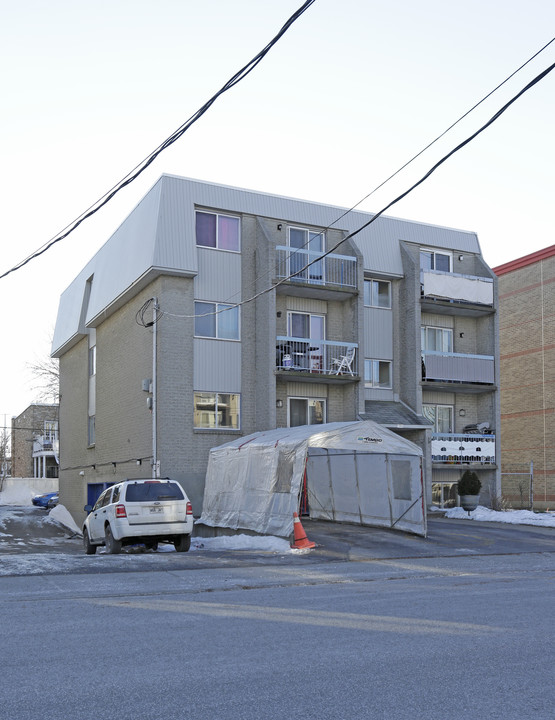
[431,434,496,463]
[422,270,493,305]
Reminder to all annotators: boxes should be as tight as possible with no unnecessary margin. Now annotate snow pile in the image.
[155,534,292,553]
[444,505,555,527]
[46,504,82,536]
[0,486,34,506]
[192,534,291,552]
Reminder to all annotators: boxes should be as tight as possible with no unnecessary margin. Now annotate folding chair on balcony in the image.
[332,346,355,375]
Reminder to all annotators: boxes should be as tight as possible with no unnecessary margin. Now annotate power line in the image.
[0,0,317,282]
[163,37,555,317]
[159,59,555,322]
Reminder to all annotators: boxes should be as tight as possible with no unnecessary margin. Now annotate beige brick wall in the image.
[498,254,555,508]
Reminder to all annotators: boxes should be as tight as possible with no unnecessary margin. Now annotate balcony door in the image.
[423,404,453,433]
[288,227,324,283]
[287,312,325,370]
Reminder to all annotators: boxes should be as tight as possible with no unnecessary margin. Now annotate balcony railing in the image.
[431,433,496,464]
[276,337,358,375]
[33,434,59,456]
[276,246,357,289]
[422,351,495,385]
[421,269,494,305]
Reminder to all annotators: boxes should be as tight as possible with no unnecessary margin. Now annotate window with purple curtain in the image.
[218,215,240,251]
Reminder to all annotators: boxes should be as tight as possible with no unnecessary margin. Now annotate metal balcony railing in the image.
[431,433,496,464]
[276,337,358,375]
[421,269,494,305]
[422,351,495,384]
[276,246,357,289]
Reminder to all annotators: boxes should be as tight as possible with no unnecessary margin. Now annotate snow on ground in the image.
[0,485,35,506]
[444,505,555,527]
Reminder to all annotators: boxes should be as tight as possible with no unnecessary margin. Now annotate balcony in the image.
[275,246,357,299]
[422,351,495,391]
[431,433,496,465]
[421,270,494,317]
[276,337,358,382]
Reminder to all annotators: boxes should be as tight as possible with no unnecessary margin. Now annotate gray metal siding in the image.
[364,308,393,358]
[195,248,242,302]
[193,339,241,392]
[53,173,484,356]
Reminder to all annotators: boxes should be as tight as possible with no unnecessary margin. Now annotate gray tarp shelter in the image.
[199,421,426,538]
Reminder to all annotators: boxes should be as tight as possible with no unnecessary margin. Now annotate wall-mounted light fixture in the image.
[458,255,464,261]
[277,223,283,231]
[459,332,464,338]
[276,399,283,408]
[79,470,85,476]
[276,311,282,318]
[136,459,142,466]
[459,409,466,417]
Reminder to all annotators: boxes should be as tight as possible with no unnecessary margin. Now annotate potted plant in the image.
[457,469,481,513]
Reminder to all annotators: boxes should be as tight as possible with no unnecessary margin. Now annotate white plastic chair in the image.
[332,347,355,375]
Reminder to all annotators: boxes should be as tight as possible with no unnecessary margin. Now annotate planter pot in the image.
[459,494,479,512]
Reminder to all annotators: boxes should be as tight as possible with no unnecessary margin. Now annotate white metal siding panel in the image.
[194,339,241,392]
[153,176,199,271]
[364,308,393,358]
[195,248,242,302]
[85,181,163,324]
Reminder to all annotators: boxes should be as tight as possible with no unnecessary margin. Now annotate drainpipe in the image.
[152,297,159,478]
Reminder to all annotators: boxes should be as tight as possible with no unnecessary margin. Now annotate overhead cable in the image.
[0,0,317,281]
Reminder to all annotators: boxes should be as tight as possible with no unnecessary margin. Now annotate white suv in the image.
[83,478,194,554]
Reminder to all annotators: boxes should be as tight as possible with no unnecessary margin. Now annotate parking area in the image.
[1,503,554,578]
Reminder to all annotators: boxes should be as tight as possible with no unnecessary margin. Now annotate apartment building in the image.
[52,175,500,524]
[11,404,59,479]
[494,245,555,510]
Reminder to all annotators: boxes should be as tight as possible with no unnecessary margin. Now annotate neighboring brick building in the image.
[52,175,500,524]
[11,404,59,479]
[493,245,555,510]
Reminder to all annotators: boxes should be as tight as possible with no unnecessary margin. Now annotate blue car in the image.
[32,492,59,509]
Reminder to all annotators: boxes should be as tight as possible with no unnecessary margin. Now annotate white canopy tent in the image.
[199,421,426,538]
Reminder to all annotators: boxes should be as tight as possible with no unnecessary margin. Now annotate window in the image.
[288,398,326,427]
[88,415,95,446]
[421,326,453,353]
[195,302,239,340]
[364,279,391,308]
[364,359,392,388]
[287,311,325,341]
[194,392,240,429]
[288,226,324,281]
[420,249,451,272]
[43,421,57,444]
[423,404,453,433]
[196,211,240,251]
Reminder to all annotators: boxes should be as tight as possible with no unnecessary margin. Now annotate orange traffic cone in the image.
[291,512,316,550]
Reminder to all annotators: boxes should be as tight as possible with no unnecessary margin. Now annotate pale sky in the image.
[1,0,554,421]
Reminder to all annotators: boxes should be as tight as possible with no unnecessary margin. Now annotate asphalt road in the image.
[1,505,554,719]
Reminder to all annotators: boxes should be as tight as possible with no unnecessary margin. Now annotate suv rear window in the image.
[124,482,185,503]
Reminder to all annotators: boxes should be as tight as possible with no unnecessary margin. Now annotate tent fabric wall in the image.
[199,421,425,537]
[306,448,425,535]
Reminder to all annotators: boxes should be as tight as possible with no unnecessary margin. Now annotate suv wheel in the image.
[83,529,97,555]
[105,525,122,554]
[174,534,191,552]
